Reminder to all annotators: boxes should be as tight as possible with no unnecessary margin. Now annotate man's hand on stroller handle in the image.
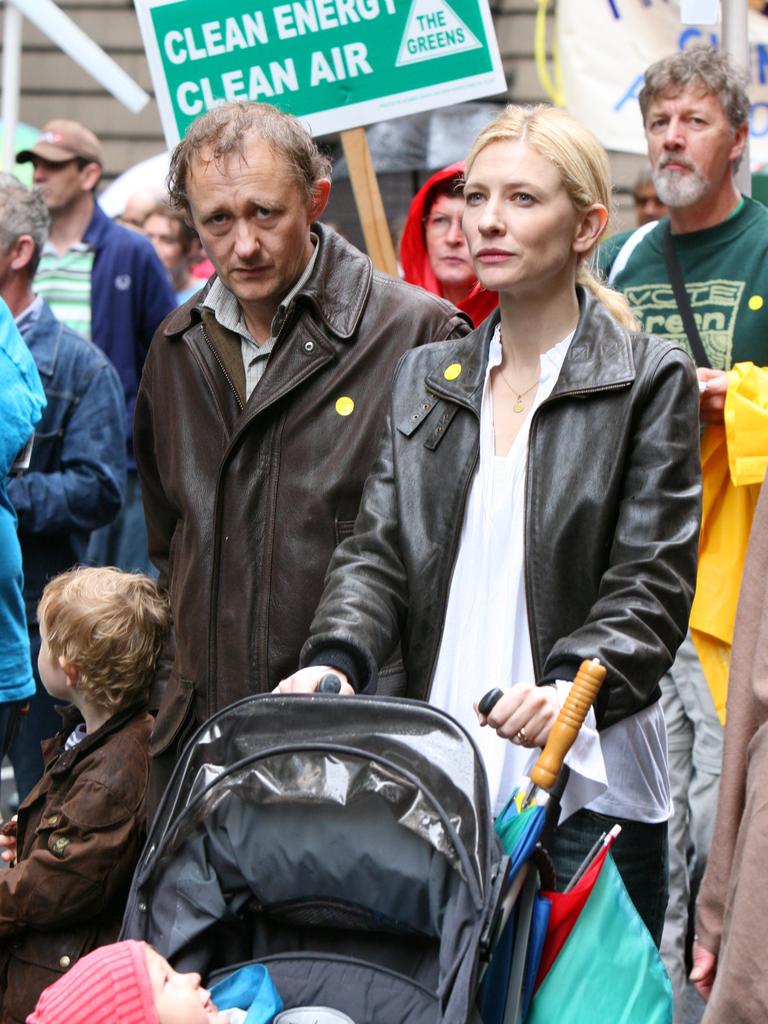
[274,666,355,695]
[474,682,559,748]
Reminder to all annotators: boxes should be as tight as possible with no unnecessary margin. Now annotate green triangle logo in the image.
[396,0,483,67]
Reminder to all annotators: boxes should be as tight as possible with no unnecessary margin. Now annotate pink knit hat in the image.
[27,940,158,1024]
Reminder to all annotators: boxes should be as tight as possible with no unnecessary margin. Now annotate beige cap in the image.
[17,119,103,167]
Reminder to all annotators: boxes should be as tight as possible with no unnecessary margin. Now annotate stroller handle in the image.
[319,673,343,694]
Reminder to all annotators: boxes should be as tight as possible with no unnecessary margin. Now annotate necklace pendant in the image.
[513,397,525,413]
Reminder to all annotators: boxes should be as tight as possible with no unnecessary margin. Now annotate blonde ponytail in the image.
[577,264,639,331]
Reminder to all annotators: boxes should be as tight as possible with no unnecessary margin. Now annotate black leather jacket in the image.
[303,289,702,729]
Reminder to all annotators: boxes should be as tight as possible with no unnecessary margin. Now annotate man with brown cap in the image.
[17,119,176,575]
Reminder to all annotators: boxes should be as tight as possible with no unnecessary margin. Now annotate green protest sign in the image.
[134,0,506,144]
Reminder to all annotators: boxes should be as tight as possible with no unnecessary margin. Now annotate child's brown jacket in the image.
[0,702,151,1023]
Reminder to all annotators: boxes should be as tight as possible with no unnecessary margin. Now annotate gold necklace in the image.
[498,367,541,413]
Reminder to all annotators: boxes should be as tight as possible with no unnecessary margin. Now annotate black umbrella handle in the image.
[478,688,503,716]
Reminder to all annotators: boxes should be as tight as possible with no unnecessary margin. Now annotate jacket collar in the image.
[425,310,495,415]
[162,224,373,343]
[550,287,636,396]
[163,278,210,336]
[426,287,636,413]
[20,300,61,378]
[45,700,149,777]
[82,200,112,248]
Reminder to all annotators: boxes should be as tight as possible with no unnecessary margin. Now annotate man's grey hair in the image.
[167,101,333,220]
[639,44,750,131]
[0,172,50,277]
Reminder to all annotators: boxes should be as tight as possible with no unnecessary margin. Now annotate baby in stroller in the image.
[28,940,229,1023]
[120,695,501,1024]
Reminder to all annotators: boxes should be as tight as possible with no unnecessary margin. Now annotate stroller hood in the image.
[122,695,503,1024]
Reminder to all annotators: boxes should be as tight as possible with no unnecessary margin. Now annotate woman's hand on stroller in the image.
[474,682,559,748]
[274,666,355,695]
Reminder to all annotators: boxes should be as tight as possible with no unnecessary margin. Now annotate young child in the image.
[0,567,169,1024]
[27,940,227,1024]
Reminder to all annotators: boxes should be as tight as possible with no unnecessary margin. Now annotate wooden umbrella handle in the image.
[528,657,607,791]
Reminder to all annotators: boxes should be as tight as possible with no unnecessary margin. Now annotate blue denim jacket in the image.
[7,300,126,615]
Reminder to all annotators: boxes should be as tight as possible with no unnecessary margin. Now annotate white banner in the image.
[558,0,768,165]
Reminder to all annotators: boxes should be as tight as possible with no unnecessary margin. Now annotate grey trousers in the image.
[659,633,723,1024]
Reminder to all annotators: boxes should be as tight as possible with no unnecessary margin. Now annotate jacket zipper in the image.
[199,321,243,712]
[254,303,307,687]
[201,310,299,699]
[256,408,286,689]
[200,322,244,412]
[523,379,631,680]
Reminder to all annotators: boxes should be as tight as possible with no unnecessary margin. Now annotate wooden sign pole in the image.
[340,127,398,277]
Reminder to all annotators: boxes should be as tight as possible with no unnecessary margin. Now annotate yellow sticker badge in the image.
[444,363,462,381]
[748,295,764,311]
[335,396,355,417]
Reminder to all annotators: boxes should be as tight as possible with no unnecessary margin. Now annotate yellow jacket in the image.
[690,363,768,722]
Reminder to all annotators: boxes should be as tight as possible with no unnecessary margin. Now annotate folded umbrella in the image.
[490,656,607,866]
[480,657,607,1023]
[525,832,672,1024]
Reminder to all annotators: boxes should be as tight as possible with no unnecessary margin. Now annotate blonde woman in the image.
[279,106,701,944]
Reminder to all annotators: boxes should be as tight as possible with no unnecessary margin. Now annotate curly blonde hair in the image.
[37,567,170,713]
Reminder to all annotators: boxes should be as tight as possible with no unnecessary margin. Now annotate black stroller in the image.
[121,694,517,1023]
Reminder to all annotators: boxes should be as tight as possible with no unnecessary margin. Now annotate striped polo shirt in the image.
[35,241,95,341]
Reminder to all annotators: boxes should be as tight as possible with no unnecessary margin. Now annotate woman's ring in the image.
[515,728,528,745]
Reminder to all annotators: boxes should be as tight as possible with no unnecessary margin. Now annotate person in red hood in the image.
[400,161,498,327]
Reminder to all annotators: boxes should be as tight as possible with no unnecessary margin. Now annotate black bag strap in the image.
[661,223,711,368]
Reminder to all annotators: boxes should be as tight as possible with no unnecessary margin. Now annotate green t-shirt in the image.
[598,197,768,370]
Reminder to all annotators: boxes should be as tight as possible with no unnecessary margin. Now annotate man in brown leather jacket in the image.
[134,102,470,801]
